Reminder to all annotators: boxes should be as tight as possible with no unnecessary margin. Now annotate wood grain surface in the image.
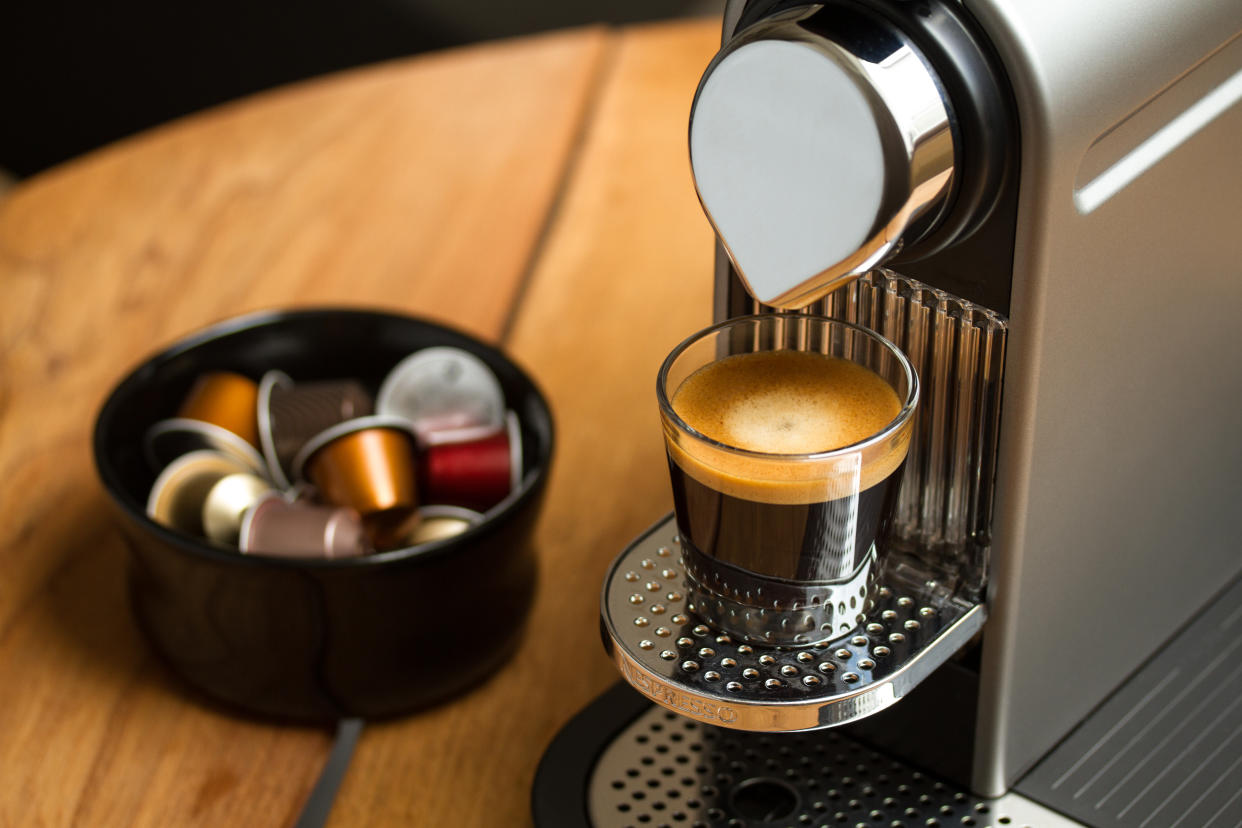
[0,19,720,827]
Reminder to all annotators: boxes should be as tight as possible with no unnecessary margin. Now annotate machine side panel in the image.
[966,0,1242,796]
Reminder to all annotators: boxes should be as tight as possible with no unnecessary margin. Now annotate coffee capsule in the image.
[145,417,268,476]
[376,346,505,445]
[284,481,320,504]
[401,505,484,547]
[147,450,257,537]
[201,472,276,545]
[258,371,374,489]
[362,508,423,553]
[177,371,261,448]
[256,370,294,487]
[293,415,419,522]
[420,411,522,512]
[239,495,370,559]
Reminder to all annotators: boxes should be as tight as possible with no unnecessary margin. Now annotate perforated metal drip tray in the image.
[586,700,1082,828]
[602,516,986,731]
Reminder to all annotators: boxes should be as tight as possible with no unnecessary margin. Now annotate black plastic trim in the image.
[531,682,654,828]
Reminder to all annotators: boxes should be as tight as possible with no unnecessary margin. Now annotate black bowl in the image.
[93,308,554,721]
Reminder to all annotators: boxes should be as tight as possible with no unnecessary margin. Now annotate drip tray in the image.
[587,701,1083,828]
[602,516,985,731]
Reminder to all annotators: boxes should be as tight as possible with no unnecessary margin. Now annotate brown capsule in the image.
[257,371,374,489]
[363,508,423,553]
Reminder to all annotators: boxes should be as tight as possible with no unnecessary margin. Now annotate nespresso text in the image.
[620,658,739,724]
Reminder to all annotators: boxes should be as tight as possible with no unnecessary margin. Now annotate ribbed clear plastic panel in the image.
[743,270,1007,598]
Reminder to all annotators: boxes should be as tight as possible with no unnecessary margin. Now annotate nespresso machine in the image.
[535,1,1242,825]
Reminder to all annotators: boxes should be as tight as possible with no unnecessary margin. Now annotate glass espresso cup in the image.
[658,314,918,645]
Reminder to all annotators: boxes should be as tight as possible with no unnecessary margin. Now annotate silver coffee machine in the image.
[535,1,1242,825]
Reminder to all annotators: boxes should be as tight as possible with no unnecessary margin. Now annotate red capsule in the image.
[420,411,522,512]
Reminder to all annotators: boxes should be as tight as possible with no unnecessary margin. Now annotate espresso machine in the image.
[534,1,1242,825]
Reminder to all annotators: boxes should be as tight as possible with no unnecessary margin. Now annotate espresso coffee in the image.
[668,349,908,582]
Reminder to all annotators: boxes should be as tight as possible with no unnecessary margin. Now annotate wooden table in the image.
[0,20,721,826]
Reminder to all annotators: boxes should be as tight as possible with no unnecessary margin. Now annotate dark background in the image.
[0,0,721,179]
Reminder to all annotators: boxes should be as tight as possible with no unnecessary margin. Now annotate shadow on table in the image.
[22,490,261,722]
[32,494,515,727]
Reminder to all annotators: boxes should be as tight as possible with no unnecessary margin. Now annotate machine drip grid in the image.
[587,704,1077,828]
[602,517,987,732]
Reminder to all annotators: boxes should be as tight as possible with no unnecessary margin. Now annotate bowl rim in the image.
[93,306,555,570]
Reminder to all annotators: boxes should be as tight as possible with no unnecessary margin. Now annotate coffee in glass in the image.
[658,314,918,645]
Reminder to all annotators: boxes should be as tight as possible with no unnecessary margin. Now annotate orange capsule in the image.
[295,415,419,527]
[177,371,261,449]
